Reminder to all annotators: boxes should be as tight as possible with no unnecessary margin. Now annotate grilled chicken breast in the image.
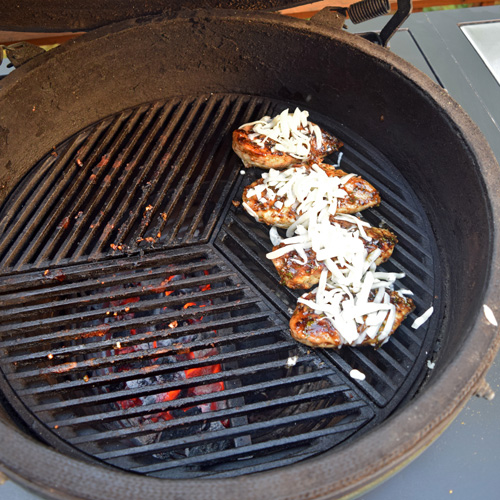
[290,291,415,348]
[242,164,381,228]
[271,222,397,289]
[232,124,343,170]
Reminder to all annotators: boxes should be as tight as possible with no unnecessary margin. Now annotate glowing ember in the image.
[97,270,228,440]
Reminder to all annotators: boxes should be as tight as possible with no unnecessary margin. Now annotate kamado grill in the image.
[0,1,499,499]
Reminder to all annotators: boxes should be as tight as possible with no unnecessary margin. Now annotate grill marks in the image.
[0,94,438,478]
[0,248,372,477]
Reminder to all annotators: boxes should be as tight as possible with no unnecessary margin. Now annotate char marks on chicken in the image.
[271,220,397,289]
[290,290,415,348]
[232,108,343,169]
[242,164,381,228]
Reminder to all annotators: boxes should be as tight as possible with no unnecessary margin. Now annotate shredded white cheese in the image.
[242,202,259,221]
[240,108,322,160]
[297,269,402,347]
[350,369,366,380]
[269,226,283,246]
[238,114,420,348]
[483,304,498,326]
[266,208,377,290]
[411,306,434,329]
[246,164,352,223]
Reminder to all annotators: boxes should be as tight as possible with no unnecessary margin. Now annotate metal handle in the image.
[379,0,413,46]
[311,0,413,48]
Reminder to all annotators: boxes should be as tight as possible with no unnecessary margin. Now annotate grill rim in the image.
[0,8,499,500]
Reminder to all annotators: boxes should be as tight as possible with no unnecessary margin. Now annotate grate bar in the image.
[161,96,230,244]
[0,277,245,336]
[123,404,367,466]
[90,102,179,256]
[0,131,90,268]
[15,321,280,397]
[68,362,337,445]
[6,311,269,367]
[32,352,312,413]
[0,246,214,289]
[110,100,192,249]
[0,269,235,323]
[70,103,163,259]
[182,95,261,243]
[133,417,368,474]
[0,288,256,341]
[30,113,133,267]
[46,364,324,427]
[0,153,60,236]
[133,97,219,244]
[11,336,294,383]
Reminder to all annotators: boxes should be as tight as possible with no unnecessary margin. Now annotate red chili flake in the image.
[165,290,173,296]
[76,158,83,167]
[168,320,178,329]
[97,155,109,168]
[124,307,130,312]
[203,270,210,276]
[157,232,162,238]
[110,243,117,250]
[183,302,197,309]
[144,237,155,243]
[54,271,66,282]
[57,216,70,230]
[200,284,211,292]
[83,374,89,382]
[43,269,50,276]
[145,205,154,211]
[160,213,167,221]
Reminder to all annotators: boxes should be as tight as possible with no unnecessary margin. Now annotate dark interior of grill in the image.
[0,93,440,478]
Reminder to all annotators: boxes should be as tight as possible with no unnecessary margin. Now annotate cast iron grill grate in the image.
[0,93,439,478]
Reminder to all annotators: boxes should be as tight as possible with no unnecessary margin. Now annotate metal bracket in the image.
[474,377,496,401]
[309,7,347,31]
[3,42,45,68]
